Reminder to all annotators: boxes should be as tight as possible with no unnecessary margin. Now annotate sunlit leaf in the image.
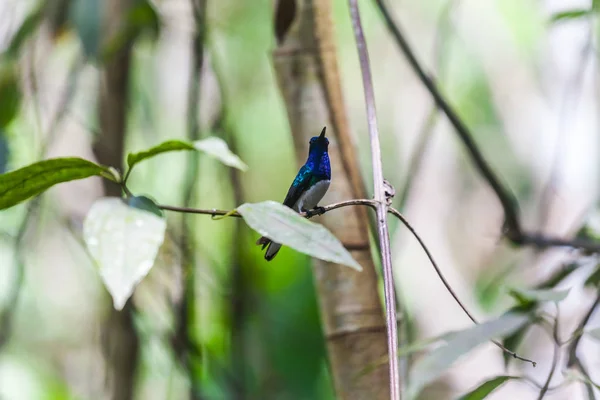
[550,9,593,23]
[126,138,248,174]
[457,376,518,400]
[70,0,101,58]
[0,61,21,128]
[83,197,167,310]
[509,288,570,303]
[0,157,117,210]
[237,201,361,270]
[407,314,529,399]
[193,137,248,171]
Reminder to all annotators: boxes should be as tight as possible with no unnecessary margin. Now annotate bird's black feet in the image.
[305,206,326,218]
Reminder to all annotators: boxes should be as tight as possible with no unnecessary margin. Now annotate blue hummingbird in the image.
[257,127,331,260]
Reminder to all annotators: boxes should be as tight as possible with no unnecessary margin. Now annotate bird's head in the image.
[309,127,329,152]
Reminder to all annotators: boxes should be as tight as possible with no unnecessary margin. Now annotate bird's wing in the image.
[282,165,314,209]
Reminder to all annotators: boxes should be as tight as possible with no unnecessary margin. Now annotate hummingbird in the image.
[257,127,331,260]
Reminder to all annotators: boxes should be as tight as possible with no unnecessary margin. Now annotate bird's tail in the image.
[256,236,282,261]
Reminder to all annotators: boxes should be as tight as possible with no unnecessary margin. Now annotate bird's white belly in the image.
[294,180,330,212]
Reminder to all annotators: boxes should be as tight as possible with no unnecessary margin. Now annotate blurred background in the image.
[0,0,598,399]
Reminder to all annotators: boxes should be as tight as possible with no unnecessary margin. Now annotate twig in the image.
[387,206,536,366]
[567,293,600,368]
[373,0,600,255]
[374,0,522,240]
[537,308,561,400]
[538,30,593,232]
[158,199,378,219]
[347,1,400,398]
[397,0,457,211]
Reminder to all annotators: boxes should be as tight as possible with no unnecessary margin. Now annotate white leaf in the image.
[83,197,167,310]
[193,137,248,171]
[237,201,362,271]
[407,314,529,400]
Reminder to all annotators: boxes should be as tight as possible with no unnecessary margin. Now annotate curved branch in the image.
[537,309,561,400]
[387,206,536,366]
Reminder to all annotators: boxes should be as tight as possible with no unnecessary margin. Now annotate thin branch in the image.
[158,199,378,219]
[387,206,536,366]
[567,293,600,368]
[373,0,600,255]
[538,29,593,232]
[397,0,457,211]
[348,1,400,398]
[374,0,522,240]
[537,308,561,400]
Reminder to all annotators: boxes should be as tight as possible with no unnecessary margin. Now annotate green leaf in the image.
[193,137,248,171]
[0,61,21,128]
[508,288,570,303]
[0,157,117,210]
[537,263,579,289]
[126,140,195,169]
[127,195,163,217]
[585,265,600,287]
[70,0,101,58]
[237,201,362,270]
[126,138,248,175]
[407,314,529,399]
[457,376,517,400]
[6,2,44,56]
[83,197,167,310]
[550,9,593,23]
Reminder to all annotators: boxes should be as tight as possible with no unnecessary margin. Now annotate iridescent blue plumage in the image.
[257,127,331,260]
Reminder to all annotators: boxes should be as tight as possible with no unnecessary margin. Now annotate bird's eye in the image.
[310,138,316,144]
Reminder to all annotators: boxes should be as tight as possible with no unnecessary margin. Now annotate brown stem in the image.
[95,1,138,398]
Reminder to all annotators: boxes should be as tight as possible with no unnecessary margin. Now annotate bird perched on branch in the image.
[257,127,331,260]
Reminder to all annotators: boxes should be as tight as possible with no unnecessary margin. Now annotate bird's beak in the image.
[319,127,326,139]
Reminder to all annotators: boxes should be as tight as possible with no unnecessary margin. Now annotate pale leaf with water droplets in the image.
[83,197,167,310]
